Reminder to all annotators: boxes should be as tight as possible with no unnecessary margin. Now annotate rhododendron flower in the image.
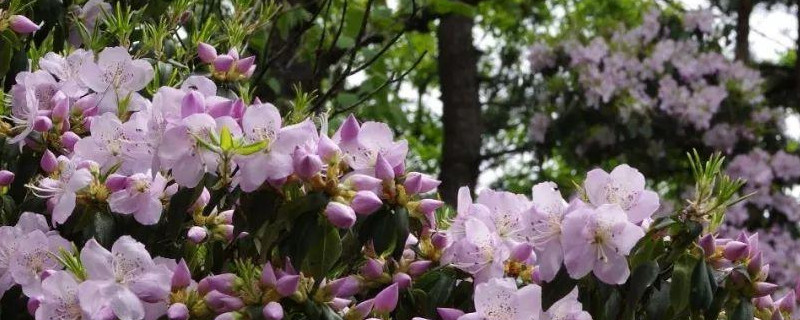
[235,103,317,191]
[528,181,575,282]
[584,164,660,224]
[445,217,509,283]
[542,289,591,320]
[29,156,93,225]
[79,236,172,319]
[475,189,531,245]
[9,229,71,296]
[35,271,84,320]
[74,112,153,174]
[79,46,154,114]
[108,172,168,225]
[158,113,228,187]
[68,0,111,47]
[0,212,50,298]
[39,49,94,98]
[8,70,61,145]
[460,277,541,320]
[334,114,408,174]
[562,204,645,284]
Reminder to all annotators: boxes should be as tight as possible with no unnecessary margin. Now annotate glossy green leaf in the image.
[669,254,696,314]
[690,258,713,310]
[303,223,342,279]
[541,267,578,310]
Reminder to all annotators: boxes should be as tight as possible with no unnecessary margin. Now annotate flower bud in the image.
[511,242,534,262]
[431,232,448,249]
[0,170,15,187]
[261,262,277,286]
[754,295,774,310]
[61,131,80,151]
[204,290,244,313]
[748,252,763,275]
[407,260,432,277]
[373,283,399,314]
[41,150,58,173]
[235,56,256,74]
[374,153,394,181]
[276,275,300,297]
[723,241,749,261]
[215,312,239,320]
[345,174,382,191]
[197,42,218,63]
[172,259,192,290]
[393,272,411,289]
[330,297,351,310]
[26,296,39,315]
[754,282,780,297]
[351,191,383,215]
[777,291,796,313]
[10,15,40,34]
[324,202,356,228]
[773,311,784,320]
[167,303,189,320]
[437,308,465,320]
[699,234,715,256]
[292,148,323,180]
[328,276,361,298]
[317,135,340,161]
[187,226,208,244]
[417,199,444,216]
[33,116,53,132]
[350,299,374,319]
[228,48,240,61]
[360,258,384,278]
[218,210,234,224]
[403,173,440,195]
[262,301,284,320]
[213,55,235,73]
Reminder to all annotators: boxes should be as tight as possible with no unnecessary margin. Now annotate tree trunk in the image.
[437,11,482,205]
[735,0,753,61]
[795,0,800,102]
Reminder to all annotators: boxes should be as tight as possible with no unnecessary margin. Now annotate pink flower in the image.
[29,156,93,225]
[9,15,39,34]
[542,289,591,320]
[108,172,168,225]
[461,277,542,320]
[528,182,576,282]
[562,204,644,284]
[584,164,660,224]
[445,217,509,283]
[79,47,154,114]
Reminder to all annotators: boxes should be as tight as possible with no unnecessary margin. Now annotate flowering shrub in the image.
[526,8,800,288]
[0,2,798,320]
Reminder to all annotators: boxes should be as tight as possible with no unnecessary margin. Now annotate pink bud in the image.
[167,303,189,320]
[778,291,796,313]
[754,295,774,310]
[773,311,784,320]
[338,115,360,142]
[262,301,284,320]
[61,131,80,151]
[235,56,256,74]
[374,153,394,181]
[218,210,234,224]
[172,259,192,290]
[324,202,356,228]
[231,99,245,119]
[26,296,39,315]
[417,199,444,215]
[41,150,58,173]
[345,174,382,191]
[33,116,53,132]
[276,275,300,297]
[407,260,432,277]
[51,94,69,122]
[105,174,128,192]
[0,170,15,187]
[699,234,715,256]
[351,191,383,215]
[373,283,399,313]
[754,282,780,297]
[292,148,323,180]
[205,273,237,295]
[214,312,238,320]
[74,94,98,116]
[437,308,465,320]
[181,90,205,118]
[9,15,39,34]
[227,48,240,60]
[723,241,749,261]
[317,135,340,161]
[403,173,441,194]
[261,262,277,286]
[330,297,351,310]
[352,299,374,318]
[213,55,235,72]
[197,42,218,63]
[511,242,534,262]
[360,258,384,278]
[393,272,411,289]
[187,226,208,244]
[748,252,763,275]
[204,290,244,313]
[431,233,448,249]
[328,276,361,297]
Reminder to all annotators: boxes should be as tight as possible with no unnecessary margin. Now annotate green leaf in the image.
[414,268,458,315]
[430,0,476,17]
[303,223,342,279]
[729,298,754,320]
[392,207,410,259]
[235,140,267,155]
[669,254,696,314]
[541,267,578,310]
[219,125,233,151]
[625,261,659,312]
[164,185,203,240]
[646,282,671,320]
[704,287,729,320]
[690,258,713,310]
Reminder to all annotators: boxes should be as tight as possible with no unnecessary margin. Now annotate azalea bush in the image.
[525,8,800,288]
[0,1,799,320]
